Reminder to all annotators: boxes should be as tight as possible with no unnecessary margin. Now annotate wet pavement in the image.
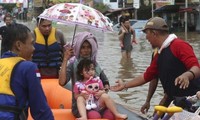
[19,20,200,119]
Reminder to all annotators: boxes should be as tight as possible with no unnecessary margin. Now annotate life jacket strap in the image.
[0,104,22,114]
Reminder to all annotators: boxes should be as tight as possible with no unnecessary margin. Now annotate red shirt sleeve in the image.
[170,39,200,69]
[144,54,159,82]
[144,39,200,82]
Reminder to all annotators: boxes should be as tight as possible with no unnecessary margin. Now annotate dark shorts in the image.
[121,45,133,52]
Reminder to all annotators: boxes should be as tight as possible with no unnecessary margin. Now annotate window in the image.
[110,0,117,2]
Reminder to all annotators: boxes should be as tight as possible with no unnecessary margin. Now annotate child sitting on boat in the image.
[74,58,127,120]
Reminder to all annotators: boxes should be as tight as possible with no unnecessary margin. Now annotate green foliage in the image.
[137,6,152,19]
[0,4,16,13]
[93,3,110,13]
[51,0,80,3]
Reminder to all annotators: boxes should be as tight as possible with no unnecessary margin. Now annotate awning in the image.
[103,7,135,15]
[0,0,23,3]
[154,5,180,13]
[179,8,196,13]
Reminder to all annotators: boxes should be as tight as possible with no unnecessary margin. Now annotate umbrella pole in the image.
[71,24,77,47]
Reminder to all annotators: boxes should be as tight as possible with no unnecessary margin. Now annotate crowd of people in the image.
[0,9,200,120]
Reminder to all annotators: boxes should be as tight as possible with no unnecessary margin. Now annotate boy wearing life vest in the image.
[32,18,66,78]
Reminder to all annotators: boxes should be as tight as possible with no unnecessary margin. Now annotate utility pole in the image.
[133,0,140,20]
[185,0,188,40]
[123,0,125,8]
[152,0,154,17]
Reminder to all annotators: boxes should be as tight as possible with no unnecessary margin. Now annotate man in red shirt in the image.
[111,17,200,108]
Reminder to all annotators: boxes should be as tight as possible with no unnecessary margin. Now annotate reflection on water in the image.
[21,20,200,118]
[118,58,136,80]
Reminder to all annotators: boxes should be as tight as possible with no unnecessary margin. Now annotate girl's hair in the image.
[77,58,94,81]
[5,23,30,50]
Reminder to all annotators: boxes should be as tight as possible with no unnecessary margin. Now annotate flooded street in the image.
[22,20,200,118]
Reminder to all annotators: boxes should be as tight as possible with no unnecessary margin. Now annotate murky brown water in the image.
[21,20,200,119]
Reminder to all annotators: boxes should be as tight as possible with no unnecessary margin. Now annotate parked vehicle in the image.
[112,20,147,41]
[105,16,113,27]
[0,13,5,27]
[132,20,148,40]
[112,19,138,31]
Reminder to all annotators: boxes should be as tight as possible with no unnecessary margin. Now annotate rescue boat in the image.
[27,79,146,120]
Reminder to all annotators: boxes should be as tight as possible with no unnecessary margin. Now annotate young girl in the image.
[74,59,127,120]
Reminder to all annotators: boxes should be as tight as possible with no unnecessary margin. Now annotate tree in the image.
[0,4,15,13]
[93,3,110,13]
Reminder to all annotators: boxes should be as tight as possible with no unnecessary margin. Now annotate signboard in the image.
[0,0,23,3]
[23,0,28,8]
[127,0,133,3]
[154,0,174,9]
[191,0,199,2]
[134,0,140,9]
[33,0,43,7]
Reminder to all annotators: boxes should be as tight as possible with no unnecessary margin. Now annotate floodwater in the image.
[21,20,200,119]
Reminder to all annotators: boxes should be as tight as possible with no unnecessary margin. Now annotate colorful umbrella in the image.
[38,3,113,32]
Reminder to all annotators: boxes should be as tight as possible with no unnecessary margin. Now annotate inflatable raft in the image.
[28,79,146,120]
